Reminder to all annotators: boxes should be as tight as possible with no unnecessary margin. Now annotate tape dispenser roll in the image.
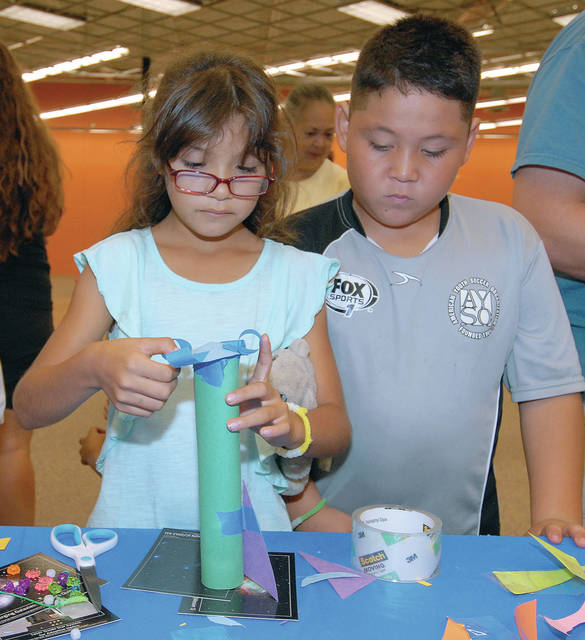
[351,505,442,582]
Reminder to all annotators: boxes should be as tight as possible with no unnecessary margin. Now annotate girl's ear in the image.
[335,102,350,153]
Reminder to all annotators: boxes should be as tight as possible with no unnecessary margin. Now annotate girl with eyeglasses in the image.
[14,51,350,531]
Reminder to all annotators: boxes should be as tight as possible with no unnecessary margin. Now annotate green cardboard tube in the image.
[195,356,244,589]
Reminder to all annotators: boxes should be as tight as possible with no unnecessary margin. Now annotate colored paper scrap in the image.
[217,509,243,536]
[441,618,471,639]
[494,534,585,594]
[301,572,362,587]
[529,532,585,581]
[457,616,517,639]
[164,331,261,387]
[298,551,376,599]
[241,482,278,600]
[208,616,245,627]
[0,538,10,550]
[515,600,537,640]
[544,598,585,634]
[493,567,573,594]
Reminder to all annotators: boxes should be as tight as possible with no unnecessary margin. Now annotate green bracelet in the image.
[291,498,327,530]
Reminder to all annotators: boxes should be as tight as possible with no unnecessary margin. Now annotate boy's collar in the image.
[438,196,449,236]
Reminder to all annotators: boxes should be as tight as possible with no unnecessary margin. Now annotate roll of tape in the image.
[351,505,442,582]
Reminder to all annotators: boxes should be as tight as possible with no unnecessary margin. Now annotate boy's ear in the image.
[463,117,480,164]
[335,101,350,153]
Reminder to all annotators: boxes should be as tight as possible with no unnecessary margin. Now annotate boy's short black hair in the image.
[351,14,481,121]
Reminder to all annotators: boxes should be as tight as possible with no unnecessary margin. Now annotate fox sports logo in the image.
[327,272,379,317]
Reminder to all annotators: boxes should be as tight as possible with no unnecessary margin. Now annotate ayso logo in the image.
[448,277,500,339]
[327,272,379,318]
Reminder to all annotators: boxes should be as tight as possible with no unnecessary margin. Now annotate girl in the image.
[284,83,349,214]
[14,51,350,531]
[0,42,64,525]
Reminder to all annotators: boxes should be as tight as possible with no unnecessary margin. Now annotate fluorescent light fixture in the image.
[117,0,201,16]
[41,89,157,120]
[8,35,42,50]
[473,27,494,37]
[333,92,351,102]
[23,46,130,82]
[41,93,144,120]
[0,5,84,30]
[552,13,578,27]
[265,61,305,76]
[338,1,408,25]
[481,62,539,79]
[479,118,523,130]
[475,95,526,109]
[266,50,359,76]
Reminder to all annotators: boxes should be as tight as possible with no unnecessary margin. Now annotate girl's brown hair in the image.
[116,50,293,240]
[0,43,64,262]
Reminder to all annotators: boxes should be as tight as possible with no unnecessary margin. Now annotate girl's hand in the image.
[92,337,180,417]
[225,334,305,450]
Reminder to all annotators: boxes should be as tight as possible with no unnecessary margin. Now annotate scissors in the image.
[50,523,118,611]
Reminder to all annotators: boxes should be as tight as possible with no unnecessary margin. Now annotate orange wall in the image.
[47,129,136,275]
[33,82,519,275]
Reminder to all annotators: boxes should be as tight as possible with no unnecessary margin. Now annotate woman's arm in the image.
[13,266,179,428]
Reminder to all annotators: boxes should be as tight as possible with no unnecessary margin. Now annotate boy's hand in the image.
[225,334,305,450]
[92,337,179,417]
[528,519,585,548]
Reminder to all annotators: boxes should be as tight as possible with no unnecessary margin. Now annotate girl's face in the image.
[165,114,266,240]
[292,100,335,176]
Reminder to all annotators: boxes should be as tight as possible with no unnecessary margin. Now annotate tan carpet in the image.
[31,275,530,534]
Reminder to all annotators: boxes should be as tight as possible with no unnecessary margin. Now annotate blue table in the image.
[2,527,585,639]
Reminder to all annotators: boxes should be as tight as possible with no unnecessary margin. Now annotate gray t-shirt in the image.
[288,191,585,534]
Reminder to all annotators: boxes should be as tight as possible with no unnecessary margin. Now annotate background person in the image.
[284,83,349,214]
[0,42,64,525]
[511,10,585,519]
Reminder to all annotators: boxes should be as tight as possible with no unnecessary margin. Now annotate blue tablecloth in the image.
[2,527,585,638]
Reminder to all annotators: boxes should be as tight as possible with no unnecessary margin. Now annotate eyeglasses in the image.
[168,168,274,198]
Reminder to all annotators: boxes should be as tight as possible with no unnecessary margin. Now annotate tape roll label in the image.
[351,505,442,582]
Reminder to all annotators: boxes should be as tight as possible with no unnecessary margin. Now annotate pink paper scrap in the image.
[298,551,376,599]
[544,598,585,634]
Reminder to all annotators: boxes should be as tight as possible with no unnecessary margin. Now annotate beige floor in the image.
[30,274,531,535]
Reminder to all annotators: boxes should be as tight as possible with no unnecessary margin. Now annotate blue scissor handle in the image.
[83,528,118,556]
[51,524,118,569]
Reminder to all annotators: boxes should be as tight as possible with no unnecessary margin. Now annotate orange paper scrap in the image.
[515,600,537,640]
[441,618,472,639]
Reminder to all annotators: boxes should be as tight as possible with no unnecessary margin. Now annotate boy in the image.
[286,15,585,542]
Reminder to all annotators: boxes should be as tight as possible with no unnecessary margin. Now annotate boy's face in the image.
[336,88,478,236]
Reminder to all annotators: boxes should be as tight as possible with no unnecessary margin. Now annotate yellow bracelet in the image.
[275,403,312,459]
